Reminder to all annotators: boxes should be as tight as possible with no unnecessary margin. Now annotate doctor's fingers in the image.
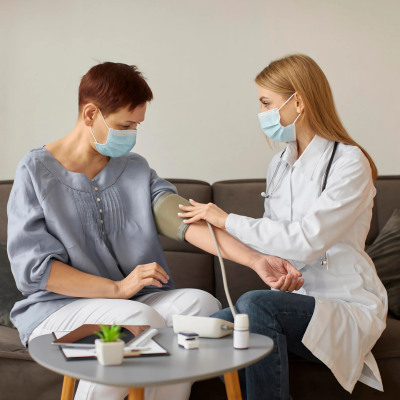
[295,279,305,291]
[269,276,286,290]
[285,262,302,278]
[287,275,300,292]
[280,274,297,292]
[178,210,202,218]
[182,214,205,225]
[178,205,198,212]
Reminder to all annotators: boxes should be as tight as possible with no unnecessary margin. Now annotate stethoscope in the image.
[261,141,339,270]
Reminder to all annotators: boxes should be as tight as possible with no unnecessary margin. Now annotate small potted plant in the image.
[94,324,126,366]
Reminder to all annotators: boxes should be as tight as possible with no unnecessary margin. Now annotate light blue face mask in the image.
[258,93,301,142]
[91,109,137,157]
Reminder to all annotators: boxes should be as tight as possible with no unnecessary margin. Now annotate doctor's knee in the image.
[235,290,278,319]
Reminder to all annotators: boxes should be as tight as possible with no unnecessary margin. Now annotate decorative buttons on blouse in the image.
[99,209,102,213]
[101,220,103,224]
[97,198,100,202]
[95,187,98,191]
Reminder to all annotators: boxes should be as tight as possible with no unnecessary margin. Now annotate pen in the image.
[52,343,95,348]
[125,346,150,352]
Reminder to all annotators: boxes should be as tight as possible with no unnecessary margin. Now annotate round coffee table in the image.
[29,328,273,400]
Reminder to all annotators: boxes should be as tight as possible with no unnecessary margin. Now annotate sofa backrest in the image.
[0,181,12,244]
[211,177,400,307]
[1,176,399,308]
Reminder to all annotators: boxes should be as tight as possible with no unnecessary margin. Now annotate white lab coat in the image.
[225,135,387,393]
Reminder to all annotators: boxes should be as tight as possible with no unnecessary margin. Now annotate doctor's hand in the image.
[115,262,170,299]
[178,200,228,230]
[251,255,304,292]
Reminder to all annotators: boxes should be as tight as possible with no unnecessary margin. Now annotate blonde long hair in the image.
[255,54,377,181]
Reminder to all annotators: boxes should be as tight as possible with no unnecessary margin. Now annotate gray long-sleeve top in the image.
[7,147,176,346]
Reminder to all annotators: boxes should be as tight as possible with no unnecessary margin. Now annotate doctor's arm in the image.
[150,168,303,291]
[152,194,303,291]
[180,152,374,264]
[184,220,304,291]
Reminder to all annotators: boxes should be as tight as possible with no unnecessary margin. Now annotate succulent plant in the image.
[94,324,126,342]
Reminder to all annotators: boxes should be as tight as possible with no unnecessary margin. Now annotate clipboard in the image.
[52,324,169,360]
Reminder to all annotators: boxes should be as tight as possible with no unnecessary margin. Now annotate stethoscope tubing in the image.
[262,141,339,269]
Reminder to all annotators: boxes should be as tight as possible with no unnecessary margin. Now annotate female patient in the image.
[7,62,301,400]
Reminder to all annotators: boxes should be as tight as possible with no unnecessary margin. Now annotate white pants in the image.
[29,289,221,400]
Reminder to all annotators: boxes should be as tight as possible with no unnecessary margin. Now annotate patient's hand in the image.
[251,255,304,292]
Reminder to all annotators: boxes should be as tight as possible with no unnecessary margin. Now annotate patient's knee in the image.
[115,301,167,329]
[175,288,221,317]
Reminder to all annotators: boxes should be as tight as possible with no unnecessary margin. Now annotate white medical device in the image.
[178,332,199,349]
[173,315,233,338]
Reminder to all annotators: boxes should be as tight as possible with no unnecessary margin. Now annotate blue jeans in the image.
[211,290,320,400]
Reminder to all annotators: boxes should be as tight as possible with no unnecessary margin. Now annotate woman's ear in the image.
[82,104,97,127]
[294,93,304,114]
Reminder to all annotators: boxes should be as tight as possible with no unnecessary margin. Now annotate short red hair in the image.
[78,62,153,116]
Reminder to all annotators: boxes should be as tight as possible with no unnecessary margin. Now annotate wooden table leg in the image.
[60,375,76,400]
[224,370,242,400]
[128,387,145,400]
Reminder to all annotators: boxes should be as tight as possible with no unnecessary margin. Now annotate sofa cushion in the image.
[0,242,24,328]
[371,318,400,360]
[0,181,12,243]
[0,325,31,360]
[165,252,214,294]
[366,210,400,318]
[373,178,400,232]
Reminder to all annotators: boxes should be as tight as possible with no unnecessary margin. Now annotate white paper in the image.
[53,331,167,359]
[125,339,167,355]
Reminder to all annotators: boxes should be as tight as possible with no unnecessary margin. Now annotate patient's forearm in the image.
[46,260,119,298]
[184,221,259,268]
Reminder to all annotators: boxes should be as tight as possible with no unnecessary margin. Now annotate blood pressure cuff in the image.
[152,192,191,242]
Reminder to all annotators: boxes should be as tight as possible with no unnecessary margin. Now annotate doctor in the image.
[179,54,387,399]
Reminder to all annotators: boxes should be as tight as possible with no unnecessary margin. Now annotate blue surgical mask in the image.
[91,109,137,157]
[258,93,301,142]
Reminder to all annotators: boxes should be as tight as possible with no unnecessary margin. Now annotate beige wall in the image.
[1,0,399,183]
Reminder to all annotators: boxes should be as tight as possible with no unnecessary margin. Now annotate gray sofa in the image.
[0,177,399,400]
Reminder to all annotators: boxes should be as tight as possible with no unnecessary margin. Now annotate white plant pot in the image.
[95,339,125,366]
